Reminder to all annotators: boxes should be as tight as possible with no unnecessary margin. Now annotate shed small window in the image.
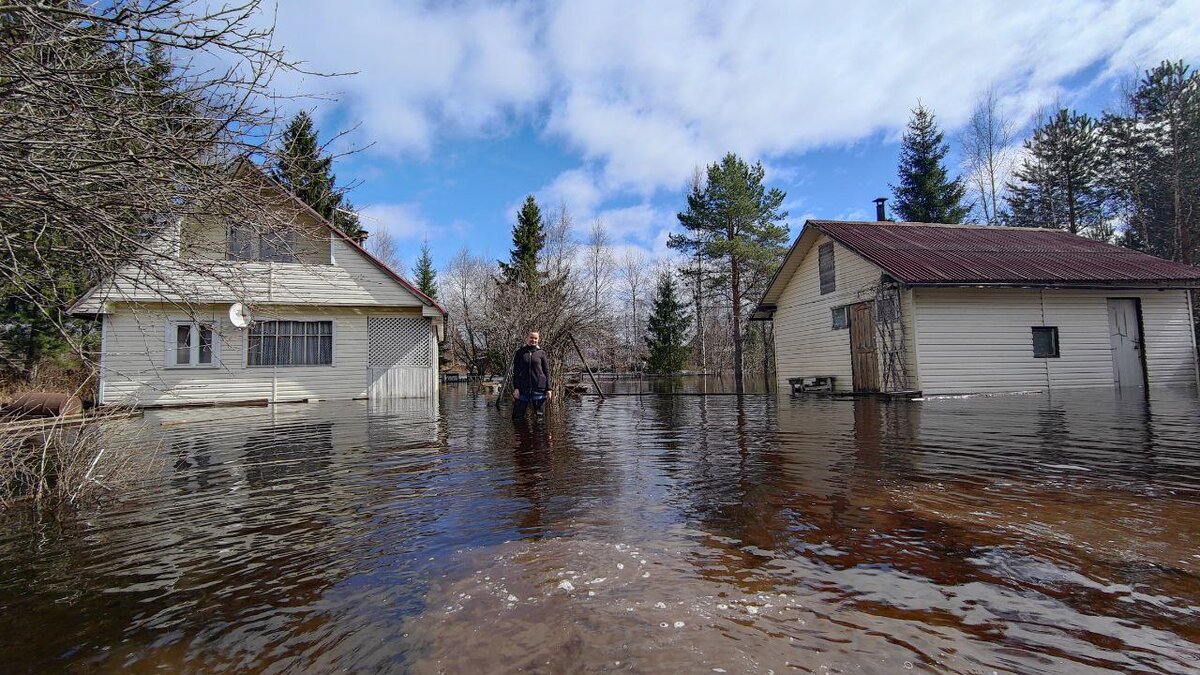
[818,242,835,294]
[831,305,849,330]
[1032,327,1059,358]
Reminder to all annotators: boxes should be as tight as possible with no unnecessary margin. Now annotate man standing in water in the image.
[511,330,552,419]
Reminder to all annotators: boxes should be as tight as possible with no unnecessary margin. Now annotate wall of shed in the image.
[772,235,917,392]
[913,288,1198,395]
[99,303,436,406]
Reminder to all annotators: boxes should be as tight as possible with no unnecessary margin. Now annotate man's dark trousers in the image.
[512,391,547,419]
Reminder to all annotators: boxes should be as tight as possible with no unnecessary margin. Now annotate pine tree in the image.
[412,239,438,299]
[644,271,692,374]
[498,195,546,288]
[1007,109,1107,237]
[892,104,969,223]
[270,111,364,238]
[1105,60,1200,263]
[669,153,789,392]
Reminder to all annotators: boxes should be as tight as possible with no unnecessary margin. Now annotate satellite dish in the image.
[229,302,252,329]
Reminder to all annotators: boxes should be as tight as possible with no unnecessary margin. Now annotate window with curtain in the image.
[248,320,333,366]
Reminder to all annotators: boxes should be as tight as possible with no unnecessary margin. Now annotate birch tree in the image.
[961,90,1016,224]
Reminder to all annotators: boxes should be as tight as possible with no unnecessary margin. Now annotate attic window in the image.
[1032,327,1059,358]
[228,225,298,263]
[818,242,835,294]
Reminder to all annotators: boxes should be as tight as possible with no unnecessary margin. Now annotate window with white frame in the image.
[247,320,334,366]
[167,321,218,367]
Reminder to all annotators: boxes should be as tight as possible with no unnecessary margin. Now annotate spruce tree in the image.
[1007,109,1106,236]
[412,240,438,299]
[669,153,789,392]
[498,195,546,288]
[270,111,364,238]
[891,104,969,223]
[645,271,692,374]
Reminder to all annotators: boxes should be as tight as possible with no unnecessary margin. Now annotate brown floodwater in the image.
[1,383,1198,673]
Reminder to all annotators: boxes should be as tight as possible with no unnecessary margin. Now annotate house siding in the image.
[773,235,913,392]
[74,233,423,313]
[913,288,1198,395]
[100,304,432,406]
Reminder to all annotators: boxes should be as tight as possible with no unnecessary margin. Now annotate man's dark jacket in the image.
[512,345,551,394]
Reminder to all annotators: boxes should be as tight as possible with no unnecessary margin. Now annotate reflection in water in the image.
[1,386,1198,672]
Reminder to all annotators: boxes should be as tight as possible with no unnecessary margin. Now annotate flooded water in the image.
[1,385,1198,673]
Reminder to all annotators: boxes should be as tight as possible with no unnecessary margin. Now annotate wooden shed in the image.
[752,220,1200,396]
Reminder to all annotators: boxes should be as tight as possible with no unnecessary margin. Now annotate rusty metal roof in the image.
[813,220,1200,287]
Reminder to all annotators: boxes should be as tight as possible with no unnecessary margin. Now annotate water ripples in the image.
[1,385,1198,672]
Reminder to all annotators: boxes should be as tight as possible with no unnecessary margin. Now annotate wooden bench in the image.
[787,376,836,395]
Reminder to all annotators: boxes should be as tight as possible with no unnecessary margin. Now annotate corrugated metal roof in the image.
[814,220,1200,286]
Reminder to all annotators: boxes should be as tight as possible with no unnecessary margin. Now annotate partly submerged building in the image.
[753,220,1200,396]
[69,166,446,407]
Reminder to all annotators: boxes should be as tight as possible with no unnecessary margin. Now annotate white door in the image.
[367,317,435,398]
[1107,298,1145,388]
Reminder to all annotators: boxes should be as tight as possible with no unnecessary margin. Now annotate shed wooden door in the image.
[850,302,879,393]
[1106,298,1146,388]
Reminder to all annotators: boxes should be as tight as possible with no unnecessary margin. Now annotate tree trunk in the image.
[730,256,744,394]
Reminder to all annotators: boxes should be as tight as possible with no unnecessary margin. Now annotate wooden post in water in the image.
[569,333,606,400]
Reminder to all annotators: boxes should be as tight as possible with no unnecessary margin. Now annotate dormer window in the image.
[228,225,297,263]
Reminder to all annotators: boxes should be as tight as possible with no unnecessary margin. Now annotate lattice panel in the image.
[368,317,431,368]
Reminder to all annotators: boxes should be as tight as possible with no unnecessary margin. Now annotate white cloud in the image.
[357,202,434,240]
[273,0,1200,206]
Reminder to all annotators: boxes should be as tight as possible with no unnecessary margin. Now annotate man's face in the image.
[526,332,540,347]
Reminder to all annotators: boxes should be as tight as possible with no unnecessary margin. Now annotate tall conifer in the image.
[499,195,546,288]
[270,111,364,238]
[892,104,969,223]
[645,271,692,374]
[670,153,789,392]
[1007,109,1106,237]
[412,240,438,299]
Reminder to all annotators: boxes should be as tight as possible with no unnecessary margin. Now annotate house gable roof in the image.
[68,160,447,317]
[754,220,1200,318]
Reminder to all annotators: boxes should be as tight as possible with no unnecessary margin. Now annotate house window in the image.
[831,305,849,329]
[1032,327,1059,358]
[248,320,333,366]
[168,322,218,367]
[228,225,298,263]
[818,242,836,294]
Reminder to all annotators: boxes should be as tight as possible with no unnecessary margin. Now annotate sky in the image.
[264,0,1200,272]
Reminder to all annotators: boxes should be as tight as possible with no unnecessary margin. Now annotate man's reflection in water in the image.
[511,417,554,536]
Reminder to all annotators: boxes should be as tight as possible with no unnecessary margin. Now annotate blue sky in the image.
[266,0,1200,272]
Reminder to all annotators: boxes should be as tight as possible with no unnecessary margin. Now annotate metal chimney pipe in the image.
[873,197,888,221]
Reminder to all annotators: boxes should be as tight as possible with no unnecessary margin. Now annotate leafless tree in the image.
[961,89,1017,224]
[618,250,652,371]
[0,0,311,379]
[584,219,615,315]
[441,249,494,377]
[368,228,406,277]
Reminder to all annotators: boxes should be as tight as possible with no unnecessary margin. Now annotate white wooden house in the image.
[753,220,1200,396]
[69,166,446,407]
